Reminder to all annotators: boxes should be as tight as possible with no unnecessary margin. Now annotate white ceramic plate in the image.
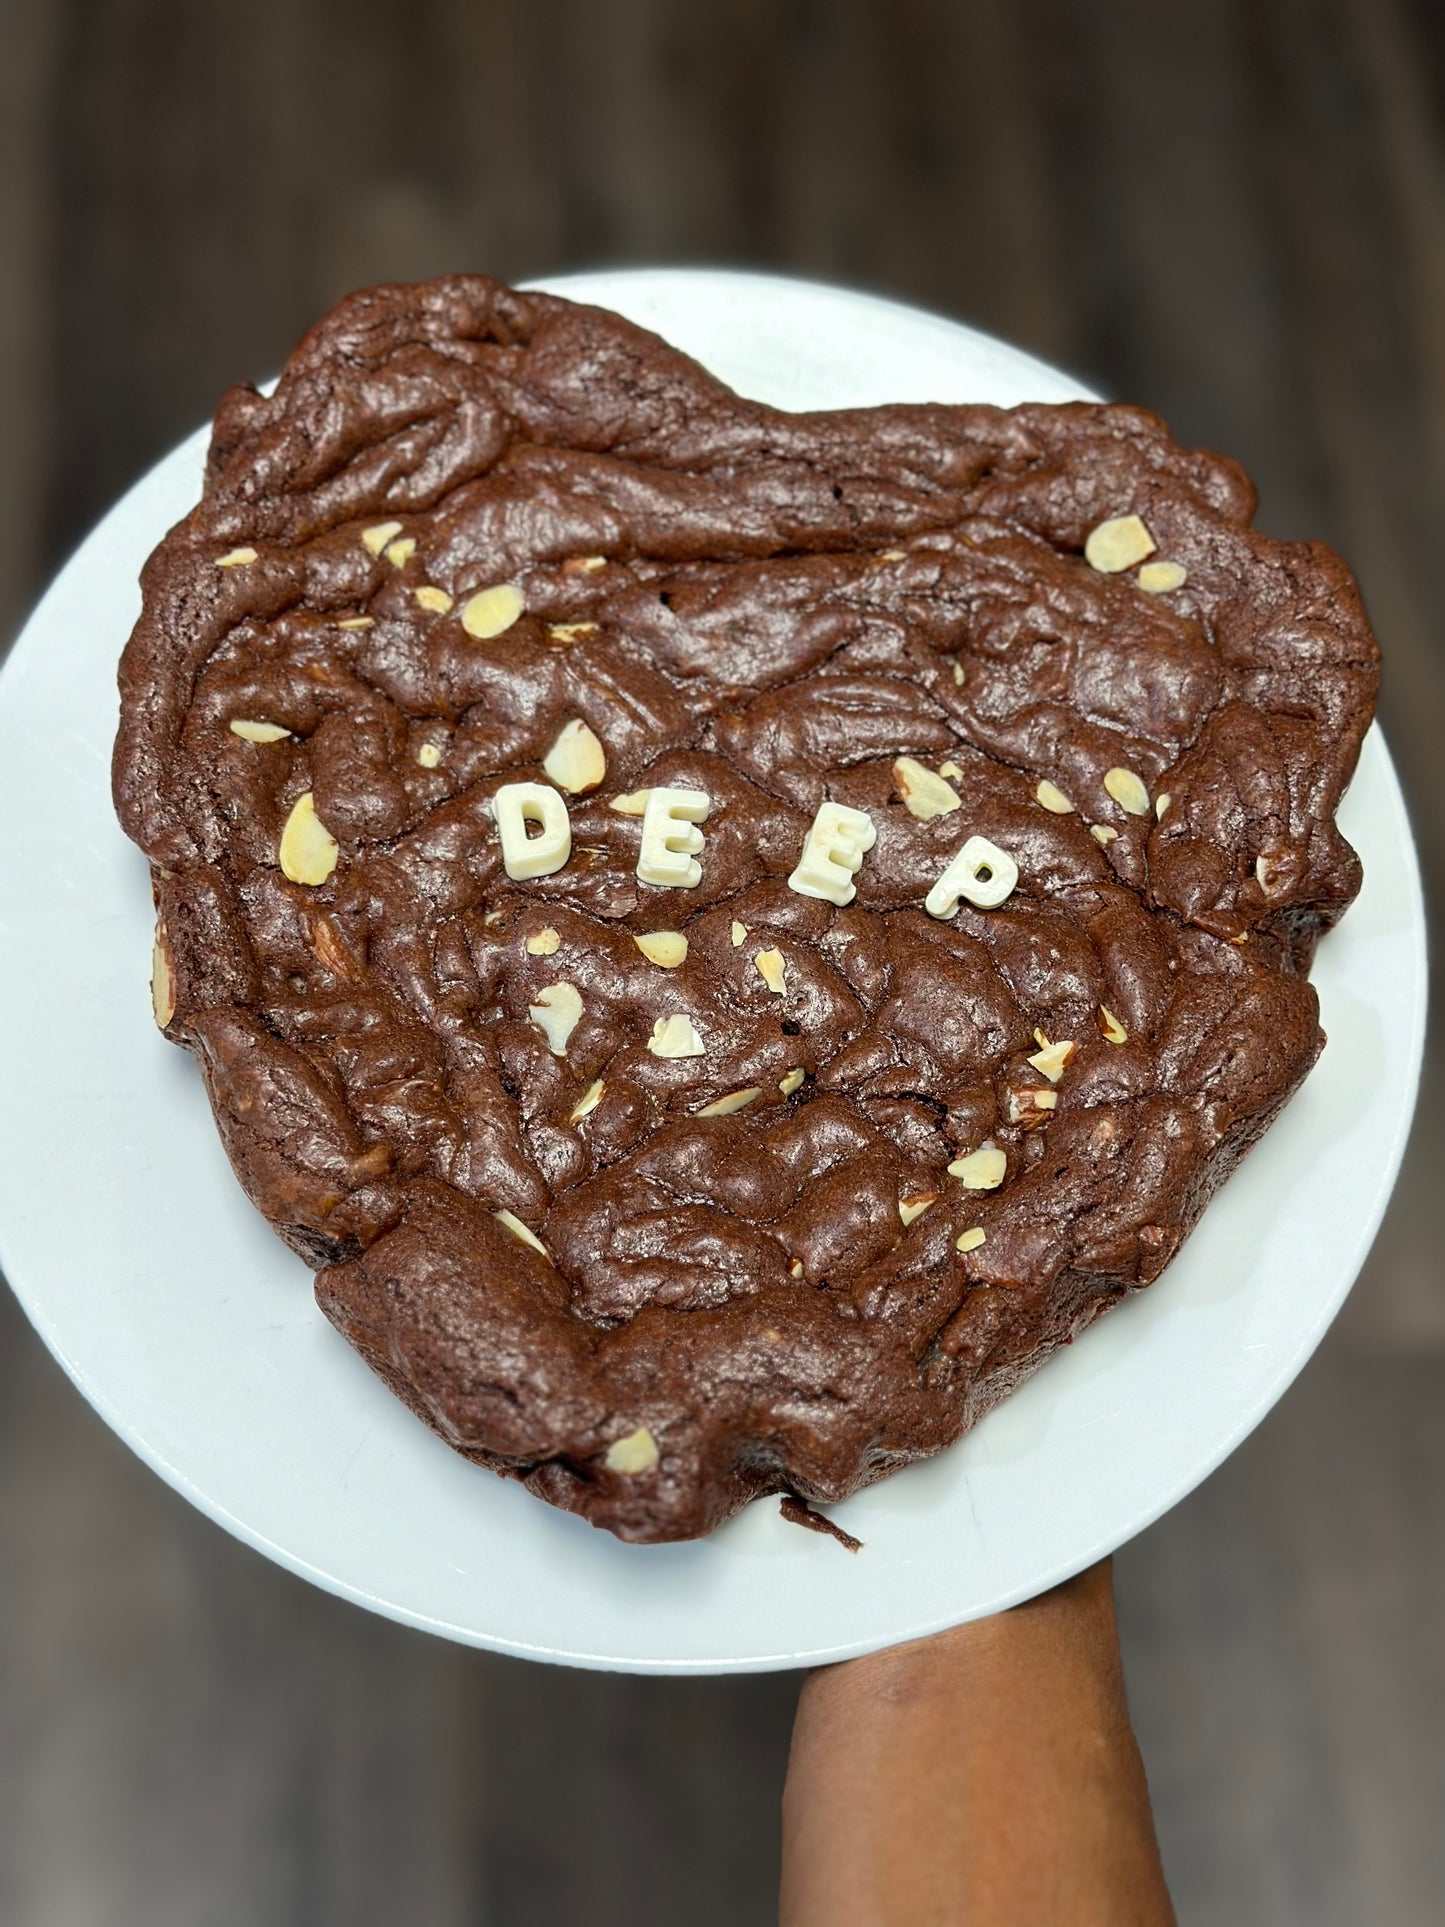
[0,271,1425,1673]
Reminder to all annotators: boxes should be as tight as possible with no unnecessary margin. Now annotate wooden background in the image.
[2,1,1441,1920]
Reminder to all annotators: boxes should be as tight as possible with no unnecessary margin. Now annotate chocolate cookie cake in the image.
[113,276,1379,1543]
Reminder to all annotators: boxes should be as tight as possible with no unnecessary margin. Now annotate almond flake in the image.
[609,790,650,815]
[1138,559,1187,594]
[1155,792,1171,821]
[417,742,442,768]
[216,546,257,568]
[542,718,606,793]
[460,583,525,640]
[634,931,687,968]
[894,754,961,820]
[731,920,748,947]
[938,760,963,780]
[548,621,598,643]
[570,1079,605,1123]
[337,615,374,630]
[525,927,561,956]
[948,1141,1007,1190]
[278,792,339,886]
[754,948,787,994]
[494,1208,550,1260]
[648,1013,704,1058]
[952,660,966,686]
[1035,779,1074,814]
[362,521,403,557]
[605,1425,659,1474]
[385,538,417,570]
[1091,824,1119,846]
[1085,514,1156,574]
[789,1259,805,1279]
[955,1226,987,1254]
[899,1192,938,1227]
[1027,1039,1076,1083]
[414,585,454,614]
[529,981,583,1055]
[1104,767,1151,816]
[565,555,608,575]
[779,1068,805,1097]
[1099,1005,1128,1045]
[151,924,176,1029]
[879,548,906,561]
[697,1087,762,1116]
[230,719,292,743]
[1033,1028,1051,1048]
[1005,1085,1058,1127]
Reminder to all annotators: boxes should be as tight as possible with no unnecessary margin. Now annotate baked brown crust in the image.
[113,276,1379,1542]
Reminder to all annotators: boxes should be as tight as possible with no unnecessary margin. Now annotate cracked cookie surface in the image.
[113,276,1378,1541]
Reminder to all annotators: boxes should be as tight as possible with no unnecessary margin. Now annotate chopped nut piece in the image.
[1104,767,1151,816]
[361,521,403,557]
[494,1208,550,1260]
[938,760,963,780]
[414,585,454,614]
[382,536,416,568]
[955,1226,987,1254]
[609,790,650,815]
[1154,792,1171,822]
[547,621,599,644]
[1138,559,1187,594]
[926,835,1018,916]
[1099,1005,1128,1045]
[789,1259,805,1279]
[638,788,710,889]
[151,923,176,1029]
[1085,514,1156,573]
[878,548,906,561]
[570,1079,606,1123]
[779,1067,805,1097]
[952,660,966,686]
[605,1425,659,1474]
[529,981,583,1055]
[1033,1027,1051,1049]
[893,755,961,820]
[1035,779,1074,814]
[697,1087,762,1116]
[634,931,688,968]
[1027,1038,1076,1083]
[483,909,504,925]
[565,554,608,574]
[309,915,354,979]
[216,546,257,568]
[1005,1085,1058,1127]
[416,742,442,769]
[525,927,561,956]
[754,948,787,994]
[949,1141,1007,1190]
[337,615,374,630]
[542,718,607,793]
[229,718,291,743]
[279,792,339,886]
[460,583,525,639]
[729,922,749,950]
[899,1192,938,1226]
[1091,824,1119,845]
[648,1013,704,1058]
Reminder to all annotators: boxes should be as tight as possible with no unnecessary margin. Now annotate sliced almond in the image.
[779,1067,805,1097]
[609,790,650,816]
[955,1226,987,1254]
[278,792,339,886]
[1099,1005,1128,1045]
[948,1141,1007,1190]
[570,1079,605,1123]
[1005,1085,1058,1128]
[697,1087,762,1116]
[494,1208,550,1261]
[542,718,606,794]
[1104,767,1151,816]
[460,583,525,640]
[565,555,608,575]
[1035,779,1074,814]
[754,948,787,995]
[382,535,416,568]
[361,521,403,557]
[938,760,963,780]
[605,1425,659,1474]
[648,1013,704,1059]
[1027,1039,1076,1083]
[151,924,176,1029]
[1085,514,1156,574]
[309,915,354,979]
[1154,792,1171,821]
[526,927,561,956]
[216,546,257,568]
[1091,824,1119,846]
[529,981,583,1054]
[878,548,906,561]
[230,719,292,743]
[417,742,442,769]
[548,621,598,644]
[789,1259,805,1279]
[634,931,687,968]
[894,754,961,820]
[899,1192,938,1227]
[414,585,454,614]
[952,660,966,686]
[1138,559,1187,594]
[731,920,748,947]
[337,615,374,630]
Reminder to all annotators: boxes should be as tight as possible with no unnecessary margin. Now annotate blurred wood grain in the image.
[1,0,1441,1921]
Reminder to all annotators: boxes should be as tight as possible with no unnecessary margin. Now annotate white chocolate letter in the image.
[638,787,710,889]
[495,781,571,880]
[788,802,876,907]
[926,834,1018,917]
